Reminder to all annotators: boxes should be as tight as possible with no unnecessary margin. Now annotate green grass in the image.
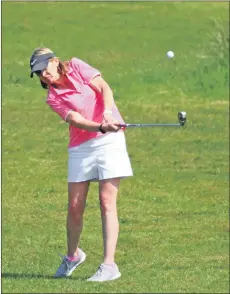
[2,2,229,293]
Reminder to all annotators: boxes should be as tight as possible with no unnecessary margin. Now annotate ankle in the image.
[103,262,116,267]
[66,255,78,262]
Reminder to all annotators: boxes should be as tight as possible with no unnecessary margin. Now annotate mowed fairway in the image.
[2,2,229,293]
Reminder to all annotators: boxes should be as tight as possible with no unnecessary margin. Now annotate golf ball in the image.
[167,51,174,58]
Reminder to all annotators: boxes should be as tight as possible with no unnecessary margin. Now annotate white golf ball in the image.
[167,51,174,58]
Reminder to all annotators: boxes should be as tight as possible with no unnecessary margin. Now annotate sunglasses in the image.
[34,70,42,76]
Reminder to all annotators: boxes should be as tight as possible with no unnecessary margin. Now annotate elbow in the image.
[66,111,74,123]
[66,111,86,130]
[66,111,80,125]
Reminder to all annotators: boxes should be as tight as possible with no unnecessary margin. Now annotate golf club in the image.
[120,111,187,128]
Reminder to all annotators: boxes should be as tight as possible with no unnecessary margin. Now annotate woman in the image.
[29,47,133,282]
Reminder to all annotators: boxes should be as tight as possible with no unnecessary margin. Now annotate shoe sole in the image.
[87,272,121,282]
[66,252,86,277]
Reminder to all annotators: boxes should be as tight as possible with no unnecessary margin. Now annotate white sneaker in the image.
[54,248,86,278]
[87,263,121,282]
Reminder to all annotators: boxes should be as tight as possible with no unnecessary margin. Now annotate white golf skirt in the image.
[68,131,133,182]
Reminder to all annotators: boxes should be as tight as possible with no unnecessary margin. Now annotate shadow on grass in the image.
[2,273,87,281]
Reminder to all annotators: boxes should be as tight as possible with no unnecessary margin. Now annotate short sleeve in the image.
[70,58,101,84]
[46,93,72,121]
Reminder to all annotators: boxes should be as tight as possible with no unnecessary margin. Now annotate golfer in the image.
[29,47,133,282]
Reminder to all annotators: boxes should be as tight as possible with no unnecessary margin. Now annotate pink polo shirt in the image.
[46,58,125,148]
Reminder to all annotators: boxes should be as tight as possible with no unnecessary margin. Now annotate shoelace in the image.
[95,265,104,277]
[58,254,70,271]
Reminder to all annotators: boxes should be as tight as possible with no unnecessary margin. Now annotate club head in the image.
[178,111,186,126]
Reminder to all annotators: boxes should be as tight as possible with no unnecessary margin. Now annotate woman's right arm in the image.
[66,110,120,133]
[46,95,120,132]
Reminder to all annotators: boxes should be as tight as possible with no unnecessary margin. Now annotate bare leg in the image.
[99,178,120,264]
[67,181,90,257]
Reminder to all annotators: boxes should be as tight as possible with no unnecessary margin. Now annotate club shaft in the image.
[120,123,182,128]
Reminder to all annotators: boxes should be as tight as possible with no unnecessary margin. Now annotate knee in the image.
[68,200,85,220]
[100,194,116,215]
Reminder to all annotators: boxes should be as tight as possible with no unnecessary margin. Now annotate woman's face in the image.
[37,58,60,85]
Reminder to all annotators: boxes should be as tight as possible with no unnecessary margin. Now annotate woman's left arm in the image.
[89,76,114,113]
[90,76,119,123]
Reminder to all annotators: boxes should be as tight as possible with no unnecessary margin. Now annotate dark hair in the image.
[40,80,48,89]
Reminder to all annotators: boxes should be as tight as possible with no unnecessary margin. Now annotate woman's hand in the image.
[100,122,121,133]
[101,110,121,132]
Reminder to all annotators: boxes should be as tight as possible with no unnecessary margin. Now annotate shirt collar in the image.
[49,67,80,95]
[67,66,74,74]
